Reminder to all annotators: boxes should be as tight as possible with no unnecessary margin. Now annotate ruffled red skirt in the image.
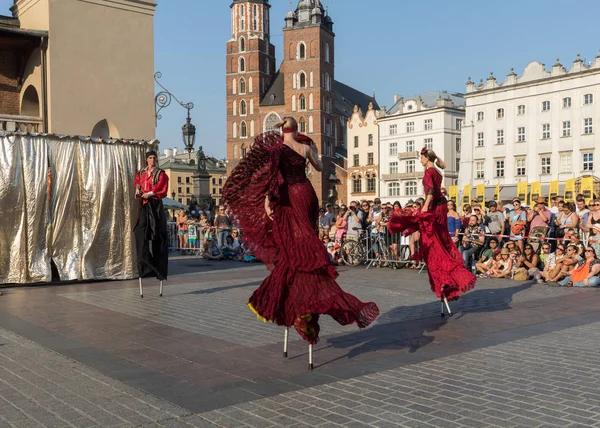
[388,202,476,301]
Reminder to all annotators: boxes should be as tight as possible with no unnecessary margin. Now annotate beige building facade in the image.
[1,0,156,140]
[347,103,380,203]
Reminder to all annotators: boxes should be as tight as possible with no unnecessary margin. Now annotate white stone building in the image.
[378,92,464,205]
[458,53,600,200]
[346,102,380,203]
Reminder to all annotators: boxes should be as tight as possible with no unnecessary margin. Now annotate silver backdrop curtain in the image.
[0,133,154,284]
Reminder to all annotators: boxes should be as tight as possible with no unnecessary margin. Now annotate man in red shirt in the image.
[133,150,169,286]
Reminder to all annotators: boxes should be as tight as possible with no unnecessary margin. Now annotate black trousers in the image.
[134,201,168,280]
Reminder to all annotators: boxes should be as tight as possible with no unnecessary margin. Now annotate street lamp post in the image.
[154,72,196,153]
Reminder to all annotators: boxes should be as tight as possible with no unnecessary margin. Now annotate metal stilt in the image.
[159,280,164,297]
[440,297,445,318]
[139,277,143,298]
[308,344,313,370]
[444,296,452,316]
[283,328,289,358]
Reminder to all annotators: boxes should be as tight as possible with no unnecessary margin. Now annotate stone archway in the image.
[91,119,120,139]
[21,85,40,117]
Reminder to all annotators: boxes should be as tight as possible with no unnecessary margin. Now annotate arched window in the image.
[292,73,297,89]
[240,121,247,138]
[91,119,119,139]
[324,43,330,62]
[250,99,254,114]
[325,73,330,91]
[233,144,239,159]
[291,94,296,111]
[250,120,255,136]
[22,86,40,117]
[299,72,306,88]
[239,37,246,52]
[299,117,306,133]
[232,100,237,116]
[253,4,258,30]
[239,57,245,72]
[352,176,362,194]
[233,122,237,138]
[240,100,247,116]
[298,42,306,59]
[309,116,313,133]
[232,78,237,94]
[249,77,253,93]
[309,71,313,87]
[388,182,400,197]
[240,4,245,30]
[309,93,313,109]
[264,112,281,132]
[299,94,306,111]
[241,144,247,158]
[239,77,246,94]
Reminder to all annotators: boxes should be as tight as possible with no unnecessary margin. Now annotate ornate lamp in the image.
[182,108,196,154]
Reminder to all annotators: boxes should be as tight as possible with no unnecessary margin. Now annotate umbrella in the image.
[162,197,187,210]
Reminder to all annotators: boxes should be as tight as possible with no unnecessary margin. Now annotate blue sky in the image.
[2,0,600,158]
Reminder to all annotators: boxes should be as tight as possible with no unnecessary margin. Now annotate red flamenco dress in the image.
[222,131,379,344]
[387,167,476,301]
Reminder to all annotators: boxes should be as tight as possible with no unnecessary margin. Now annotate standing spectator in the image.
[556,202,579,243]
[508,198,527,251]
[345,202,363,241]
[486,201,505,240]
[176,209,189,254]
[575,197,590,243]
[459,215,486,270]
[586,200,600,257]
[335,206,348,243]
[549,196,560,214]
[447,200,461,244]
[188,218,198,254]
[461,204,472,229]
[214,206,233,248]
[527,197,551,250]
[472,205,485,225]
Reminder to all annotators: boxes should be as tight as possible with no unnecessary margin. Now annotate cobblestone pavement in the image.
[1,259,600,427]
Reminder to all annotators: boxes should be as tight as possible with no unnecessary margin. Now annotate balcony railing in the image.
[0,114,43,133]
[382,171,424,180]
[398,151,419,160]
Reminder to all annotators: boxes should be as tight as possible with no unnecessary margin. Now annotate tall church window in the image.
[240,100,247,116]
[241,145,247,158]
[299,72,307,88]
[324,43,330,62]
[265,58,270,75]
[253,5,258,30]
[264,112,281,132]
[233,144,238,159]
[299,117,306,133]
[240,5,245,30]
[299,95,306,111]
[239,37,245,52]
[240,121,248,138]
[239,57,245,72]
[232,78,237,94]
[239,77,246,94]
[248,77,253,93]
[324,73,331,91]
[298,42,306,60]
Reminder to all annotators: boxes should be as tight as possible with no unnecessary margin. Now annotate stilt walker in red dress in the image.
[387,147,476,316]
[133,150,169,298]
[223,117,379,369]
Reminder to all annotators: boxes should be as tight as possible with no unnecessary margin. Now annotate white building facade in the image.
[346,103,380,203]
[378,92,464,205]
[459,54,600,199]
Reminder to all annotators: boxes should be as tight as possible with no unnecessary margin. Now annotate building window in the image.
[542,101,550,112]
[239,57,245,72]
[583,153,594,172]
[389,124,397,135]
[296,117,305,133]
[477,132,484,147]
[368,134,373,146]
[367,153,374,165]
[424,119,432,130]
[406,122,415,133]
[584,94,594,105]
[298,42,306,59]
[584,118,593,135]
[353,136,359,148]
[299,94,306,111]
[405,181,417,196]
[186,187,190,194]
[424,138,433,150]
[239,78,246,94]
[177,177,182,184]
[239,37,246,52]
[388,182,401,197]
[495,160,505,178]
[563,97,572,108]
[178,198,182,203]
[240,121,247,138]
[562,121,571,137]
[367,177,376,192]
[541,156,551,175]
[299,72,306,88]
[389,142,397,156]
[456,138,461,152]
[542,124,551,139]
[239,100,247,116]
[324,73,331,91]
[560,153,572,173]
[516,158,526,176]
[406,160,415,173]
[178,186,182,193]
[389,162,398,174]
[455,118,462,130]
[352,177,362,193]
[517,105,525,115]
[212,178,216,185]
[517,127,526,142]
[406,140,415,152]
[496,108,504,119]
[353,154,359,167]
[185,177,190,184]
[477,111,484,121]
[240,4,245,30]
[324,43,330,62]
[475,161,484,179]
[219,178,223,185]
[241,145,247,158]
[496,129,504,145]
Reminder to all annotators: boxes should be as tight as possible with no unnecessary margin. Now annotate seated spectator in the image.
[537,244,566,283]
[515,244,540,280]
[509,248,521,278]
[222,235,242,259]
[559,246,600,287]
[473,205,485,225]
[538,243,552,269]
[478,249,500,276]
[475,238,499,273]
[327,242,341,265]
[547,244,579,282]
[459,215,486,271]
[203,239,224,260]
[508,198,527,251]
[570,232,584,256]
[490,248,513,278]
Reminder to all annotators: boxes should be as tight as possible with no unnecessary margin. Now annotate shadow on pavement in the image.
[183,280,262,295]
